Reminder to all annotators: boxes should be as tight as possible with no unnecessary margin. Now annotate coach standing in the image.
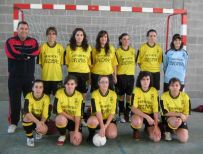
[5,21,39,133]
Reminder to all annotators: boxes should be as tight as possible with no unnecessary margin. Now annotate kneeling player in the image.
[131,71,161,142]
[160,77,190,143]
[22,80,50,147]
[54,75,83,146]
[87,76,117,144]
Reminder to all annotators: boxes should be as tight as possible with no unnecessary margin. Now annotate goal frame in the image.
[13,3,187,50]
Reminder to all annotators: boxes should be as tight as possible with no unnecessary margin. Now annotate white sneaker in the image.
[35,133,43,140]
[81,119,87,127]
[8,124,17,133]
[164,132,172,141]
[120,115,126,123]
[27,138,35,147]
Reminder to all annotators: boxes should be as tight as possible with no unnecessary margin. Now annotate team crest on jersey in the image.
[57,49,61,54]
[74,98,78,105]
[151,94,154,100]
[110,97,113,103]
[181,100,185,105]
[182,53,186,58]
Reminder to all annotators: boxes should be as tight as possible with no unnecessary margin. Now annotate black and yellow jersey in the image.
[160,91,191,115]
[136,43,163,72]
[131,87,159,114]
[39,42,64,81]
[91,45,118,75]
[91,89,117,120]
[116,47,136,75]
[65,45,92,73]
[23,92,50,119]
[55,88,83,117]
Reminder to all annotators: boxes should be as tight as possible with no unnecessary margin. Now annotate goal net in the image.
[13,4,186,80]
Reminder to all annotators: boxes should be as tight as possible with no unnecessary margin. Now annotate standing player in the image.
[22,80,50,147]
[87,76,117,143]
[54,75,83,146]
[131,71,161,142]
[5,21,39,133]
[91,30,118,92]
[38,27,64,96]
[65,28,92,126]
[136,29,163,90]
[160,77,190,143]
[116,33,136,122]
[163,34,188,92]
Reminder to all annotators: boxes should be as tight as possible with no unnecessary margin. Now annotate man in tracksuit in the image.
[5,21,39,133]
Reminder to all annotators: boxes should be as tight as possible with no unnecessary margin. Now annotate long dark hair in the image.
[136,71,153,89]
[118,33,128,47]
[69,28,88,51]
[170,33,183,50]
[96,30,110,55]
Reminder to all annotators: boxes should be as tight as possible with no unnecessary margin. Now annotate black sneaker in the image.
[124,112,130,122]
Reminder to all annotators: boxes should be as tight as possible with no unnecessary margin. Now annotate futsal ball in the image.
[93,134,107,147]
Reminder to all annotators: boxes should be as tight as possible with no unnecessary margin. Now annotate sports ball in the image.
[93,133,107,147]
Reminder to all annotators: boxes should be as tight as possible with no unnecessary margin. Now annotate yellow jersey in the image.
[132,87,159,114]
[91,89,117,120]
[23,92,50,119]
[91,45,118,75]
[136,43,163,72]
[160,91,190,115]
[65,45,92,73]
[39,42,64,81]
[55,88,83,117]
[116,47,136,75]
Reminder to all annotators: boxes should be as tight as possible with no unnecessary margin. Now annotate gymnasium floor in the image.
[0,98,203,154]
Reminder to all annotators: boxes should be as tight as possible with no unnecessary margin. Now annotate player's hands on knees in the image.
[73,131,81,142]
[176,117,183,124]
[179,113,186,122]
[36,121,44,132]
[146,116,154,126]
[99,126,106,137]
[153,126,161,138]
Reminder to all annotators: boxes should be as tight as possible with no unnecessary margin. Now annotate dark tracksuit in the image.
[5,35,39,125]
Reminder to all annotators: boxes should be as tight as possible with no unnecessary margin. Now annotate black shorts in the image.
[95,119,117,129]
[143,114,155,128]
[163,83,185,92]
[43,81,62,95]
[68,72,89,93]
[131,113,155,128]
[178,121,188,129]
[151,72,160,90]
[164,117,188,130]
[66,120,82,132]
[116,75,134,96]
[91,73,114,92]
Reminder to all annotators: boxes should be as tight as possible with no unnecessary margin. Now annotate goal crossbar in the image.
[13,3,187,50]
